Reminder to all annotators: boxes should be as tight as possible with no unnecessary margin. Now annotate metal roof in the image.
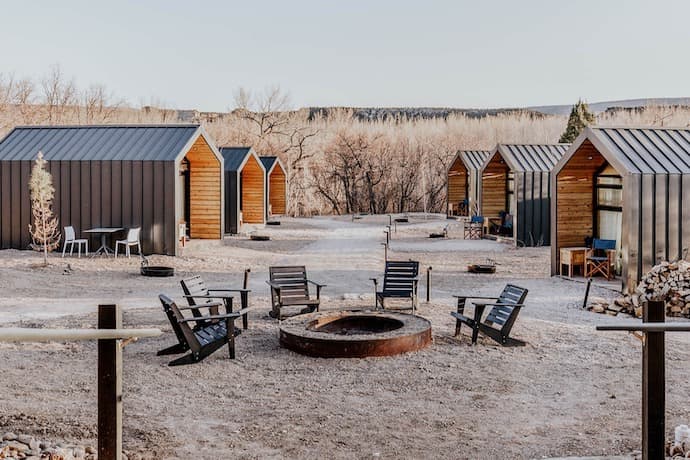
[489,144,570,172]
[219,147,253,171]
[457,150,490,171]
[0,125,201,161]
[582,127,690,174]
[260,156,277,172]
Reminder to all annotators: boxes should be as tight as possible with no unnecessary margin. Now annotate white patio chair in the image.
[115,227,141,258]
[62,226,88,258]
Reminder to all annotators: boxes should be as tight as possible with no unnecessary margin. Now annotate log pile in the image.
[590,260,690,318]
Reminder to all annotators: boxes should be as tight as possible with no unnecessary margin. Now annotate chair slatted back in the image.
[470,215,483,224]
[382,261,419,296]
[180,276,208,306]
[159,294,200,353]
[269,266,310,302]
[485,284,528,329]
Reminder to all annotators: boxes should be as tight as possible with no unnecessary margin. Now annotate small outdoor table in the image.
[560,246,587,277]
[84,227,124,256]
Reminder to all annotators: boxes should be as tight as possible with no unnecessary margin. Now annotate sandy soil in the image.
[1,214,688,459]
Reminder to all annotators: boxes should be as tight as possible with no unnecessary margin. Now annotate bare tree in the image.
[40,65,77,123]
[80,84,122,123]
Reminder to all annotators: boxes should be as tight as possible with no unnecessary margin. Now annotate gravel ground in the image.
[1,214,688,459]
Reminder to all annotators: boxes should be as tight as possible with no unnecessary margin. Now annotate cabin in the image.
[260,156,287,217]
[479,143,569,246]
[220,147,266,234]
[447,150,490,216]
[0,124,223,255]
[551,126,690,292]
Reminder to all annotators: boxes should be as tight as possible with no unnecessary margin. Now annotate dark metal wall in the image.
[515,170,552,247]
[0,160,177,255]
[224,170,238,234]
[622,172,690,292]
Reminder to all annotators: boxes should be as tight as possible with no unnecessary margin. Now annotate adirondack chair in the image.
[370,260,420,314]
[267,266,326,319]
[463,215,483,240]
[450,284,528,346]
[585,238,617,280]
[180,270,251,330]
[157,294,249,365]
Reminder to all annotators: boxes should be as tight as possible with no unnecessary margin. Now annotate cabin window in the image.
[595,165,622,253]
[506,172,516,215]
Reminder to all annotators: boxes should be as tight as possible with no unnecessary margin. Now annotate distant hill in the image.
[527,97,690,116]
[303,98,690,122]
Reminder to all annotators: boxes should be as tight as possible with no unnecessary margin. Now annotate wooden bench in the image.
[180,271,251,330]
[451,284,528,346]
[267,266,326,319]
[371,260,419,314]
[157,294,249,365]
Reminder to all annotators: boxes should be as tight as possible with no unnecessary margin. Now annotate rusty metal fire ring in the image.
[279,310,432,358]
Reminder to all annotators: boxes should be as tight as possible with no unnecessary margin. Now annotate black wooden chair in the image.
[463,215,483,240]
[267,266,326,319]
[371,260,420,314]
[450,284,528,346]
[180,270,251,330]
[585,238,616,280]
[157,294,250,365]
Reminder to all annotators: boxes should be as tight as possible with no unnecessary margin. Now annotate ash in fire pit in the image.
[280,310,431,358]
[308,315,403,335]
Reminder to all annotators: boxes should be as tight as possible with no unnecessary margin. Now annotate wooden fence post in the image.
[642,300,665,460]
[98,304,122,460]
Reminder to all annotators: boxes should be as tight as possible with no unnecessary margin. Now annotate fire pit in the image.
[279,310,432,358]
[140,266,174,277]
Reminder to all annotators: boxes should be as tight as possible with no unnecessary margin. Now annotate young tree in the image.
[559,99,595,143]
[28,151,61,266]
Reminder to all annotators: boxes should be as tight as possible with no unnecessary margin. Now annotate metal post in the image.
[381,242,388,261]
[386,225,391,240]
[642,300,665,460]
[98,304,122,460]
[241,268,251,329]
[388,214,392,227]
[384,230,389,245]
[426,267,432,303]
[582,278,592,309]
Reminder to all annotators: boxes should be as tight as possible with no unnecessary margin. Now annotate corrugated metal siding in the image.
[220,147,252,171]
[498,144,570,172]
[0,159,177,254]
[458,150,490,171]
[0,125,199,161]
[260,156,277,172]
[590,127,690,174]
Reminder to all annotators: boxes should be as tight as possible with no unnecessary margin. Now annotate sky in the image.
[2,0,689,112]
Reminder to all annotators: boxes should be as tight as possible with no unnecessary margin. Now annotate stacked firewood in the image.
[605,260,690,318]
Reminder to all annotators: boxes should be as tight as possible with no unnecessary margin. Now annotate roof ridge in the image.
[13,124,200,129]
[592,125,690,131]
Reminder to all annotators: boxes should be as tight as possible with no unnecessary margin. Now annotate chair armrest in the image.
[307,280,327,288]
[207,288,251,293]
[452,295,499,300]
[369,277,378,285]
[266,280,282,290]
[178,312,241,323]
[473,302,526,308]
[177,302,223,310]
[183,294,233,300]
